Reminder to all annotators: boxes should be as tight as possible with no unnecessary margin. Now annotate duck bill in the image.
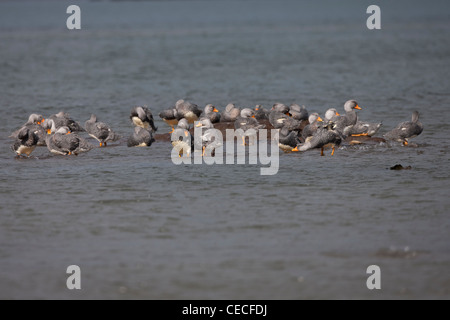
[317,116,324,122]
[355,105,362,110]
[335,112,340,116]
[47,129,52,135]
[213,108,219,113]
[195,123,203,128]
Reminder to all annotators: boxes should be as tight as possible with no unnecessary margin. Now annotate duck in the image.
[130,106,158,132]
[384,111,423,146]
[175,99,202,124]
[269,104,302,130]
[334,100,362,137]
[10,114,47,146]
[234,108,266,132]
[127,127,155,147]
[172,119,193,157]
[11,127,38,157]
[221,103,241,122]
[202,104,221,124]
[324,108,340,122]
[254,105,270,121]
[302,113,324,141]
[45,127,93,156]
[49,111,85,132]
[159,107,179,132]
[194,118,217,156]
[278,126,302,153]
[289,104,309,121]
[85,114,120,147]
[235,108,266,146]
[297,121,343,156]
[348,117,383,137]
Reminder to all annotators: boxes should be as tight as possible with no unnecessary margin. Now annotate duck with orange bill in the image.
[269,104,302,131]
[10,114,47,146]
[202,104,221,123]
[334,100,362,137]
[288,104,309,121]
[279,126,302,153]
[302,113,324,142]
[296,121,343,156]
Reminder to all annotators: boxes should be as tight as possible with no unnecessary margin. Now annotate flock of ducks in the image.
[10,99,424,158]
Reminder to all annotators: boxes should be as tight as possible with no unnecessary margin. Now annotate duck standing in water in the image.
[85,114,120,147]
[130,106,158,132]
[127,127,155,147]
[334,100,362,137]
[172,119,193,157]
[159,106,179,133]
[50,111,85,132]
[296,121,343,156]
[175,99,202,124]
[11,127,38,158]
[10,114,47,146]
[384,111,423,146]
[46,127,93,156]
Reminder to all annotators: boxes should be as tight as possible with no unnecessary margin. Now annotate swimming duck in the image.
[289,104,309,121]
[127,127,155,147]
[297,121,343,156]
[45,127,93,156]
[11,127,38,157]
[384,111,423,146]
[85,114,120,147]
[221,103,241,122]
[202,104,221,124]
[130,106,158,132]
[175,99,202,124]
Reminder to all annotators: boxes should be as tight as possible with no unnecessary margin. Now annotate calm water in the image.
[1,0,450,299]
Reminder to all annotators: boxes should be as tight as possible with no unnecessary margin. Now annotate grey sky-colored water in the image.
[0,0,449,299]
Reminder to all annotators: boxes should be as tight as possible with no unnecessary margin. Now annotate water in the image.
[1,0,450,299]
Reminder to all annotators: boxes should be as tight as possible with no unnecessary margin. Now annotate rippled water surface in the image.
[0,0,450,299]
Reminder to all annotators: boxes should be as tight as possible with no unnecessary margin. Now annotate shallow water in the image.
[1,0,450,299]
